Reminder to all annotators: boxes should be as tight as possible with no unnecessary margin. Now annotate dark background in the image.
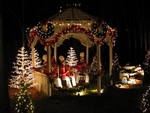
[2,0,150,77]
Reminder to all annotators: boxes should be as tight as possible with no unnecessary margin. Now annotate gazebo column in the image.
[109,45,113,85]
[97,44,101,95]
[54,43,57,62]
[47,46,52,96]
[85,45,89,75]
[86,45,89,65]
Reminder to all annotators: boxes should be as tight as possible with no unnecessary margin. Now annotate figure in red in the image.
[42,54,63,88]
[42,54,58,77]
[67,66,76,87]
[51,56,63,88]
[59,55,72,88]
[76,52,89,84]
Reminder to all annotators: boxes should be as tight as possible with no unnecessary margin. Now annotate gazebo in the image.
[27,7,117,96]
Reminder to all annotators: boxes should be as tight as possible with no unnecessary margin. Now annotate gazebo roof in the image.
[48,7,97,23]
[45,7,98,48]
[27,7,117,48]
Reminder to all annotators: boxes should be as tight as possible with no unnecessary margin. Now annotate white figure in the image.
[54,77,63,88]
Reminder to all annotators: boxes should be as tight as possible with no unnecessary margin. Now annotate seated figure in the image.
[76,52,89,84]
[42,54,63,88]
[51,56,63,88]
[59,55,74,88]
[67,66,76,87]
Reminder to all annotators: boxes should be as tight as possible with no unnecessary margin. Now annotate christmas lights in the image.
[9,46,36,89]
[66,47,78,67]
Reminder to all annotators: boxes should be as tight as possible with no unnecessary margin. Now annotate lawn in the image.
[9,84,147,113]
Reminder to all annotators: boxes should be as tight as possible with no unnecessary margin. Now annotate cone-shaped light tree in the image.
[111,52,120,85]
[15,78,34,113]
[88,54,103,75]
[31,47,42,68]
[9,46,36,89]
[141,86,150,113]
[143,49,150,85]
[140,49,150,113]
[66,47,78,67]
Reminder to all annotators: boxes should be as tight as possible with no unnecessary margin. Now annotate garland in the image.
[27,24,117,47]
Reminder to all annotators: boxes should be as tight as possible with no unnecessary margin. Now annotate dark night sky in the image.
[2,0,150,76]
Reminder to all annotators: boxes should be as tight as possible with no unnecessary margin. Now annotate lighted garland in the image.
[111,30,118,46]
[27,29,37,47]
[109,27,117,44]
[36,21,54,39]
[25,27,30,40]
[46,25,97,45]
[27,24,117,47]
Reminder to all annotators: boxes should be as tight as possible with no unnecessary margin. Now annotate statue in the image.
[76,52,89,84]
[42,53,62,88]
[59,55,73,88]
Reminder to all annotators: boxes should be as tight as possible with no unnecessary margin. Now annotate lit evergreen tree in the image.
[111,52,120,85]
[9,46,36,89]
[141,86,150,113]
[66,47,78,67]
[112,53,119,67]
[31,47,42,68]
[140,49,150,113]
[15,79,34,113]
[143,49,150,85]
[88,54,103,75]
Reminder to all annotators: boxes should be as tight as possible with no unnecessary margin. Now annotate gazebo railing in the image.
[33,71,49,95]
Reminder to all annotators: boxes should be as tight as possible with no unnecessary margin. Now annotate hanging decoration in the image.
[91,22,108,38]
[36,21,54,39]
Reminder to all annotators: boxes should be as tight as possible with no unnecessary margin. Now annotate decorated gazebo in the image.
[27,7,117,96]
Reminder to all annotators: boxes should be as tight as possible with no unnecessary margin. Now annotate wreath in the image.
[91,22,108,38]
[37,21,54,39]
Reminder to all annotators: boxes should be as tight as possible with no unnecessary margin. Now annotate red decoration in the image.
[27,24,117,47]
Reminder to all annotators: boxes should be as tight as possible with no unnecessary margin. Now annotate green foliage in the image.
[15,79,34,113]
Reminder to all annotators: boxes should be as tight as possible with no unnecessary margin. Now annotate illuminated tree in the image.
[141,86,150,113]
[9,46,36,89]
[140,49,150,113]
[15,79,34,113]
[88,54,103,75]
[65,47,78,86]
[31,48,42,68]
[66,47,78,67]
[112,53,119,67]
[143,49,150,85]
[111,53,120,84]
[88,54,104,84]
